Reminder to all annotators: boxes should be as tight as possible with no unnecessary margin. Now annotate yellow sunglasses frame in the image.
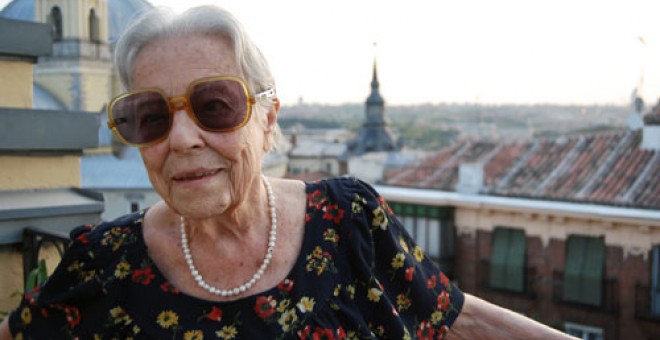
[107,76,274,147]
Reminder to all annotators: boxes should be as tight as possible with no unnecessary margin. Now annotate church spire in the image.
[367,59,384,105]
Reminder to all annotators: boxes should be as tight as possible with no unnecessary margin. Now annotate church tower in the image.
[34,0,112,111]
[348,60,399,155]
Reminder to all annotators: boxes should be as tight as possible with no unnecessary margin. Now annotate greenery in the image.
[0,259,49,323]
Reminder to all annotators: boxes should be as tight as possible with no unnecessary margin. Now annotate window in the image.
[48,7,63,41]
[388,203,454,261]
[564,322,603,340]
[490,227,526,292]
[563,235,605,306]
[652,245,660,316]
[130,201,140,213]
[88,9,100,42]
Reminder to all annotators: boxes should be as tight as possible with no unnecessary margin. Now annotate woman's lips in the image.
[172,168,221,181]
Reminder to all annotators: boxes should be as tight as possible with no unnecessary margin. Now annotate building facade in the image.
[380,106,660,339]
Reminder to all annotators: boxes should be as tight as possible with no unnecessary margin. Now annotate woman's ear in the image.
[267,98,280,129]
[262,98,280,151]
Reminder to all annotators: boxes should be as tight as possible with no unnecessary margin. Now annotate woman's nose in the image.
[167,109,205,151]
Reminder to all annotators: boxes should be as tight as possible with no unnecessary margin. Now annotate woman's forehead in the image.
[131,34,239,92]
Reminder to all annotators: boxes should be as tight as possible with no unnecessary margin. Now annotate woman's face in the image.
[131,34,272,219]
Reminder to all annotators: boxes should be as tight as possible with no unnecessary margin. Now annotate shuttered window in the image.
[652,246,660,316]
[489,227,526,292]
[563,235,605,306]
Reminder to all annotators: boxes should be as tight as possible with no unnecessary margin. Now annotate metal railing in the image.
[22,227,70,285]
[478,260,538,298]
[634,283,660,322]
[552,270,619,313]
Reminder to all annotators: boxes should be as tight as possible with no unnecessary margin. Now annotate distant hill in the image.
[279,103,629,150]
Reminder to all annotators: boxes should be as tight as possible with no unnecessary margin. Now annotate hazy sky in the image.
[2,0,659,106]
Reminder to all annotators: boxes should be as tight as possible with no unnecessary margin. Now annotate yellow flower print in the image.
[183,330,203,340]
[277,308,298,332]
[14,333,24,340]
[109,306,133,326]
[391,252,406,269]
[20,307,31,325]
[114,261,131,279]
[67,260,83,272]
[399,237,409,253]
[333,284,342,297]
[312,246,323,258]
[323,228,340,243]
[346,284,356,300]
[82,269,97,282]
[413,246,425,262]
[296,297,315,313]
[156,310,179,329]
[277,299,291,313]
[367,287,383,303]
[352,193,367,213]
[403,327,412,340]
[216,326,238,339]
[396,293,411,311]
[372,207,388,230]
[431,310,444,324]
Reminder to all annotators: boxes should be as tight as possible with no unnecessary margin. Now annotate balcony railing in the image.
[634,283,660,322]
[552,270,618,313]
[22,227,70,285]
[478,260,537,298]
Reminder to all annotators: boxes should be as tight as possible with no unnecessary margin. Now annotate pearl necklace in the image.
[180,174,277,297]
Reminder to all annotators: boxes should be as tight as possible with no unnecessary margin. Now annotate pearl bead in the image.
[180,174,277,297]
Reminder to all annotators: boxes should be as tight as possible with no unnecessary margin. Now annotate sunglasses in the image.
[107,76,275,147]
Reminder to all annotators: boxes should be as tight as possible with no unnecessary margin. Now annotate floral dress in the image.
[9,177,463,339]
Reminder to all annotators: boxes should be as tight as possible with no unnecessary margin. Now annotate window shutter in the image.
[490,228,510,289]
[506,229,526,292]
[581,237,604,306]
[651,246,660,315]
[563,236,587,303]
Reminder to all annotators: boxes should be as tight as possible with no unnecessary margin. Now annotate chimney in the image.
[627,89,644,131]
[641,99,660,151]
[456,163,484,194]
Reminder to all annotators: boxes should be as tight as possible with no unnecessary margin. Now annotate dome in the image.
[0,0,153,42]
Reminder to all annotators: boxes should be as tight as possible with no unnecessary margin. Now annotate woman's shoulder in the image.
[69,211,144,249]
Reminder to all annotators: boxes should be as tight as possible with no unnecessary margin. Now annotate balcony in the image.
[635,283,660,322]
[478,260,537,299]
[552,270,618,313]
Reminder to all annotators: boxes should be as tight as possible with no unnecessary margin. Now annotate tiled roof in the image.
[382,130,660,209]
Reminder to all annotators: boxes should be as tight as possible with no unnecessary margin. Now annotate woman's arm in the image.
[0,317,11,340]
[446,293,577,340]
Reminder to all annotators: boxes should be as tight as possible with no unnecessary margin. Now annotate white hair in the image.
[113,5,280,148]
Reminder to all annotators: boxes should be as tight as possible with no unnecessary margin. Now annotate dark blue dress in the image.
[9,177,463,339]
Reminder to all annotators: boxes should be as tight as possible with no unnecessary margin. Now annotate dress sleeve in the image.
[343,177,464,338]
[7,223,109,338]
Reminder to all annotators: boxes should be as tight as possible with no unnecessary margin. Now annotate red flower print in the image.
[160,281,180,294]
[298,325,312,339]
[439,325,449,339]
[377,196,393,214]
[416,320,436,340]
[439,272,450,287]
[323,204,344,224]
[54,304,81,329]
[254,295,277,319]
[427,275,437,289]
[312,327,336,340]
[131,267,155,285]
[307,190,326,209]
[437,291,450,312]
[405,267,415,282]
[337,327,347,339]
[76,233,89,245]
[205,306,223,322]
[278,278,294,294]
[305,214,311,223]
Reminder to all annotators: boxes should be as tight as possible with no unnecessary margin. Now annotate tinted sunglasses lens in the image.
[190,79,249,131]
[111,92,170,145]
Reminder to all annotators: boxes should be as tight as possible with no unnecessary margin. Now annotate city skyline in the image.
[1,0,659,107]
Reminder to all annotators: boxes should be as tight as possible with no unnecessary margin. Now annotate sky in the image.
[2,0,659,106]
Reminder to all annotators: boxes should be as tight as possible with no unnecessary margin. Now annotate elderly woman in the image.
[1,5,572,339]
